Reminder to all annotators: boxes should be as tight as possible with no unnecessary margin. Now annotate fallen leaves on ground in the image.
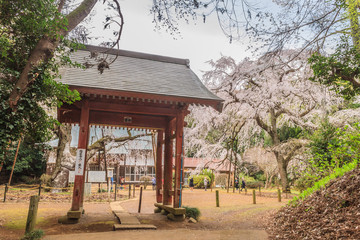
[267,167,360,240]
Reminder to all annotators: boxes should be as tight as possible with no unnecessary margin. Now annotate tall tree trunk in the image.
[51,124,72,183]
[227,158,231,193]
[274,151,290,193]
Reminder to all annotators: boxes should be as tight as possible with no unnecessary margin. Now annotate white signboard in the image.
[69,171,106,183]
[107,169,114,178]
[88,171,106,182]
[69,171,75,183]
[75,149,86,176]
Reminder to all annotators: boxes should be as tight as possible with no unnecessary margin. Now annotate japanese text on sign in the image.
[75,149,86,176]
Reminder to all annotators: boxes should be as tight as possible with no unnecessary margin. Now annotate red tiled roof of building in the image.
[172,157,230,172]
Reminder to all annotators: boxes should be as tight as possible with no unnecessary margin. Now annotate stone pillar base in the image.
[167,213,185,222]
[58,215,79,224]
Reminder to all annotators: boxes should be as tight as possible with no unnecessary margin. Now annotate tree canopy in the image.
[0,0,82,158]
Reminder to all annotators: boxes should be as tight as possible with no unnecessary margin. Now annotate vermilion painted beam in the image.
[59,109,167,129]
[156,130,164,203]
[163,119,174,205]
[89,111,167,129]
[174,112,185,208]
[88,101,179,116]
[58,109,81,124]
[70,99,89,212]
[68,85,223,112]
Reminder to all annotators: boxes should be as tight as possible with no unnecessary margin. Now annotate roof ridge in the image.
[82,45,190,67]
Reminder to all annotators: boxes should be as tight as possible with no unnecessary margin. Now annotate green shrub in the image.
[292,160,358,205]
[192,175,210,188]
[246,181,264,189]
[294,174,318,192]
[297,122,360,193]
[183,206,201,220]
[200,169,214,184]
[20,175,39,185]
[40,174,52,192]
[255,173,266,182]
[40,174,51,185]
[238,173,256,183]
[21,229,44,240]
[306,121,359,180]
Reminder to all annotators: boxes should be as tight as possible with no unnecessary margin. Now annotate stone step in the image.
[118,215,141,225]
[113,224,157,231]
[110,202,126,212]
[111,201,156,231]
[113,211,141,225]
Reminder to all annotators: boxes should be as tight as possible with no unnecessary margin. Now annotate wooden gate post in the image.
[25,195,40,234]
[278,189,282,202]
[156,130,163,203]
[253,190,256,204]
[174,112,184,208]
[3,183,8,202]
[163,119,173,205]
[69,100,89,219]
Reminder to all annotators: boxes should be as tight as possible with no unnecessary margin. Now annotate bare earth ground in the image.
[0,188,288,240]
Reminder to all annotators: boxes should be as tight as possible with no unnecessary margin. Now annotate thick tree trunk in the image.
[51,124,72,182]
[274,152,290,193]
[51,125,75,192]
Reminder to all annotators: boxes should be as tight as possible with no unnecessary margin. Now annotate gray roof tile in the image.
[58,45,222,104]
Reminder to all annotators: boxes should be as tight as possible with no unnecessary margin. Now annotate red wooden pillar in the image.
[71,99,89,212]
[163,119,173,205]
[174,112,184,208]
[156,130,163,203]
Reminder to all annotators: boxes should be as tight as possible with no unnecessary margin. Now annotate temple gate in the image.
[57,45,223,221]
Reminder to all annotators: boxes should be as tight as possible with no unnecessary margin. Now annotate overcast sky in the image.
[87,0,252,77]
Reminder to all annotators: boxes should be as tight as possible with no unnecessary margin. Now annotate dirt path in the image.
[44,229,268,240]
[120,189,285,231]
[0,202,116,240]
[0,188,287,240]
